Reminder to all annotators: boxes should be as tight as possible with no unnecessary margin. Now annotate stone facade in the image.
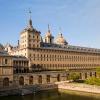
[0,51,13,88]
[0,16,100,89]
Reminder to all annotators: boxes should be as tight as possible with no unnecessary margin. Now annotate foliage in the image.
[96,67,100,77]
[85,67,100,86]
[85,77,100,86]
[68,72,80,81]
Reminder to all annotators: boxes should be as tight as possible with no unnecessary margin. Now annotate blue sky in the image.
[0,0,100,48]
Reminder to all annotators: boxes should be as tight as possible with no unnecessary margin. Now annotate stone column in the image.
[24,75,29,85]
[42,74,46,84]
[81,72,85,80]
[51,74,57,83]
[34,75,38,84]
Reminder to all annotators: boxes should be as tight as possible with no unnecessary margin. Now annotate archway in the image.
[90,72,92,77]
[95,72,97,77]
[38,75,42,84]
[85,73,87,79]
[57,74,60,82]
[29,76,33,85]
[19,76,24,85]
[47,75,50,83]
[3,77,9,87]
[80,73,82,79]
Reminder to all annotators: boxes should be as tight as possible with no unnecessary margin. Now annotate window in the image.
[5,59,8,64]
[29,35,31,38]
[29,44,31,47]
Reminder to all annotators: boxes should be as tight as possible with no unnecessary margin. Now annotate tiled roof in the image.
[41,42,100,53]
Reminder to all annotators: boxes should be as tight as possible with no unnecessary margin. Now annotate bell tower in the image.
[19,10,41,58]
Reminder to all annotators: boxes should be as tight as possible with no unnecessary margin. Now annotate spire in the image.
[28,9,33,28]
[29,9,31,19]
[59,27,63,37]
[59,27,62,33]
[48,24,50,33]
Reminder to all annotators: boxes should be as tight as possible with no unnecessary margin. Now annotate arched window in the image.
[29,76,33,85]
[3,77,9,87]
[19,76,24,85]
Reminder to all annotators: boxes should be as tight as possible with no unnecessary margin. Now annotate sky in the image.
[0,0,100,48]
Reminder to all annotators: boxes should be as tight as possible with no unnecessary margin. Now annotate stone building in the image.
[1,15,100,88]
[0,45,13,87]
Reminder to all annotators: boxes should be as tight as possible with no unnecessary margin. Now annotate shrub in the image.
[85,77,100,86]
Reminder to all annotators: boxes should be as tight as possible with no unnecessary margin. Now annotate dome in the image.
[55,33,68,45]
[45,31,52,37]
[0,43,4,51]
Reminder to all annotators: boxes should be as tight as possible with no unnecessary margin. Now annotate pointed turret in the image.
[28,10,33,29]
[20,9,41,51]
[48,24,50,33]
[44,25,54,44]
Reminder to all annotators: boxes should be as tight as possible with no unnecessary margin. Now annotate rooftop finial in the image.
[28,8,33,28]
[29,8,32,19]
[59,27,63,37]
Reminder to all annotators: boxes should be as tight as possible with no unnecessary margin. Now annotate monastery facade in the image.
[0,16,100,88]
